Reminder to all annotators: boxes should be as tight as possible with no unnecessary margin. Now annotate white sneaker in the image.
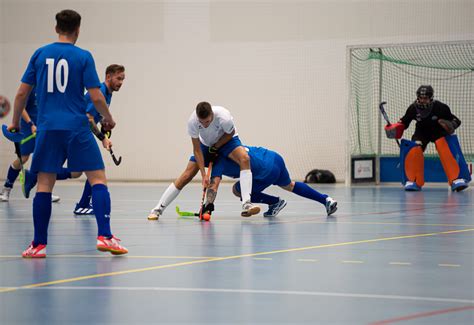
[52,194,60,203]
[1,187,12,202]
[241,201,260,217]
[325,197,337,216]
[147,208,162,221]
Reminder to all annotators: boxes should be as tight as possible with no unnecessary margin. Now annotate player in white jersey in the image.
[147,102,259,220]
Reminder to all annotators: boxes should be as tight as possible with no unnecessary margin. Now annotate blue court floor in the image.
[0,182,473,324]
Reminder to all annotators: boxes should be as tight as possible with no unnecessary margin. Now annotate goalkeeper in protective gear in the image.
[384,85,470,192]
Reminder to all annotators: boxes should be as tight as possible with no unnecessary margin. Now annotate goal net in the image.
[348,41,474,182]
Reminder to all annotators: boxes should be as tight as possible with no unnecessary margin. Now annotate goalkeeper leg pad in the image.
[435,135,471,187]
[401,139,424,189]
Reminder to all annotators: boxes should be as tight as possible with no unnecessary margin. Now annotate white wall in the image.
[1,0,473,182]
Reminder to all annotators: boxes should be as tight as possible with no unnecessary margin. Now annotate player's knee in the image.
[232,182,241,198]
[21,155,30,164]
[237,152,250,166]
[281,181,295,192]
[70,172,82,179]
[85,170,106,185]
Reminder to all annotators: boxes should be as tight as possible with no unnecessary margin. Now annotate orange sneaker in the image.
[96,235,128,255]
[22,242,47,258]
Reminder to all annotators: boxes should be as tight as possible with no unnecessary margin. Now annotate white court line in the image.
[8,286,474,304]
[389,262,412,266]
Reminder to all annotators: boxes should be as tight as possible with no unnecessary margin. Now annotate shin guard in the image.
[435,135,472,185]
[400,139,424,187]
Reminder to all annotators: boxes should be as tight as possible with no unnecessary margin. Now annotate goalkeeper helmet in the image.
[415,85,434,116]
[416,85,434,100]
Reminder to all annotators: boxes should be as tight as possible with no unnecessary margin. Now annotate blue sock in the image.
[92,184,112,237]
[293,182,328,205]
[56,168,71,180]
[78,181,92,207]
[33,192,52,246]
[251,192,279,205]
[4,165,20,188]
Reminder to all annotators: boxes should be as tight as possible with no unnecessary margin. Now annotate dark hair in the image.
[106,64,125,76]
[196,102,212,119]
[55,10,81,34]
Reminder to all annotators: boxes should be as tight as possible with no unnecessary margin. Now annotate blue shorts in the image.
[19,131,36,156]
[189,136,243,164]
[31,129,104,174]
[234,153,291,194]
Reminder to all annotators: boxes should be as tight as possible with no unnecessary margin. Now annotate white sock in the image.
[239,169,252,204]
[152,183,180,213]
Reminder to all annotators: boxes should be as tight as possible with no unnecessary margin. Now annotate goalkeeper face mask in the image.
[415,95,433,118]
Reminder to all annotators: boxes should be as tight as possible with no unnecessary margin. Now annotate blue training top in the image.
[85,82,112,124]
[21,42,101,131]
[20,87,38,130]
[211,146,276,180]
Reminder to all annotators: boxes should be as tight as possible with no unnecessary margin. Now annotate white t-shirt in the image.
[187,106,237,147]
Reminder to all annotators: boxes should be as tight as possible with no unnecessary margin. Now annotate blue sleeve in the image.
[21,50,40,85]
[85,91,100,123]
[83,51,101,89]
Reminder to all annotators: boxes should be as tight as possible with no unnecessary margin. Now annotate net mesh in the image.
[349,42,474,160]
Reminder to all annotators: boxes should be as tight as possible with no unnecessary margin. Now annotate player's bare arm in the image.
[9,83,33,130]
[88,88,115,130]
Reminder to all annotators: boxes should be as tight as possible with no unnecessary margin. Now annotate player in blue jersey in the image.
[202,146,338,217]
[7,9,127,258]
[72,64,125,215]
[18,65,125,213]
[1,89,61,202]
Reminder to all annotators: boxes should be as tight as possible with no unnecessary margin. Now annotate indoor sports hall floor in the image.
[1,182,473,324]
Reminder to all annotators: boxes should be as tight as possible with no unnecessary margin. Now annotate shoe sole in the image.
[147,214,159,220]
[453,185,468,192]
[22,254,46,258]
[97,246,128,255]
[241,206,261,217]
[327,205,338,216]
[405,188,421,191]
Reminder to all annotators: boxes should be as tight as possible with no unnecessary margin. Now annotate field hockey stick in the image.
[103,132,122,166]
[109,147,122,166]
[175,206,199,219]
[20,132,36,145]
[198,161,213,220]
[379,101,401,147]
